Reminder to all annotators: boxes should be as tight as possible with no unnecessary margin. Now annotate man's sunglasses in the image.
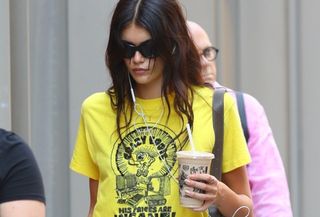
[122,40,159,59]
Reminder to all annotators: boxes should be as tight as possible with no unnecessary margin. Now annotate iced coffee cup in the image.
[176,150,215,208]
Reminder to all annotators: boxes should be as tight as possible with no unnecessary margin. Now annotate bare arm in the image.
[218,166,253,216]
[87,178,99,217]
[186,166,253,217]
[0,200,45,217]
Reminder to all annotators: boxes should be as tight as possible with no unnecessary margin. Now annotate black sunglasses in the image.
[122,40,159,59]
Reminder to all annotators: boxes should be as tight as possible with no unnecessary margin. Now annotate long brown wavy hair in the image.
[105,0,203,141]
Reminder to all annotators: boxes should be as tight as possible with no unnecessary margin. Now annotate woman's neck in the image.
[135,75,162,99]
[135,82,162,99]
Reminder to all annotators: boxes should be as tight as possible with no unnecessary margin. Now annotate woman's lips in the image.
[132,68,148,75]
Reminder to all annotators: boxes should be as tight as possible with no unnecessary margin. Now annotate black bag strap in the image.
[209,88,225,217]
[235,91,249,143]
[210,88,225,181]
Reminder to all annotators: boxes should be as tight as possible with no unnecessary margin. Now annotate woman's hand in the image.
[184,173,220,211]
[184,166,253,217]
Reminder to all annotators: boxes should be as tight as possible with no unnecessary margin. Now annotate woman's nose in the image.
[132,51,145,63]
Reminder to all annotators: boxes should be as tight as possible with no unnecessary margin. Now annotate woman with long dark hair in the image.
[70,1,253,216]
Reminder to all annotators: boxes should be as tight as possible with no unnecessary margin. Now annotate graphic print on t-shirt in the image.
[111,122,187,214]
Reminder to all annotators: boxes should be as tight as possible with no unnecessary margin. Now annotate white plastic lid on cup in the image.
[176,151,215,159]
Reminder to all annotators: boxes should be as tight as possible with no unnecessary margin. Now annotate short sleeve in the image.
[69,105,99,180]
[0,130,46,204]
[222,93,251,173]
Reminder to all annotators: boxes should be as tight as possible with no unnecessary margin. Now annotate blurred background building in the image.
[1,0,319,216]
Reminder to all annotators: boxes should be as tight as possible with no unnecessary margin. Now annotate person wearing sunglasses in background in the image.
[187,20,293,217]
[70,0,254,216]
[0,128,46,217]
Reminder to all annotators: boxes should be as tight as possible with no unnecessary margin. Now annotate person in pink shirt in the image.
[187,21,293,217]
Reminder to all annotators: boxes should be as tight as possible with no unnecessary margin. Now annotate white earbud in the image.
[171,45,176,55]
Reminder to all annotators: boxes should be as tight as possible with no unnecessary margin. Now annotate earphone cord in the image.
[231,205,250,217]
[133,101,179,184]
[128,73,179,184]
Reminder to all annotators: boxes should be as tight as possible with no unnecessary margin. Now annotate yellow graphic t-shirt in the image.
[70,86,251,217]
